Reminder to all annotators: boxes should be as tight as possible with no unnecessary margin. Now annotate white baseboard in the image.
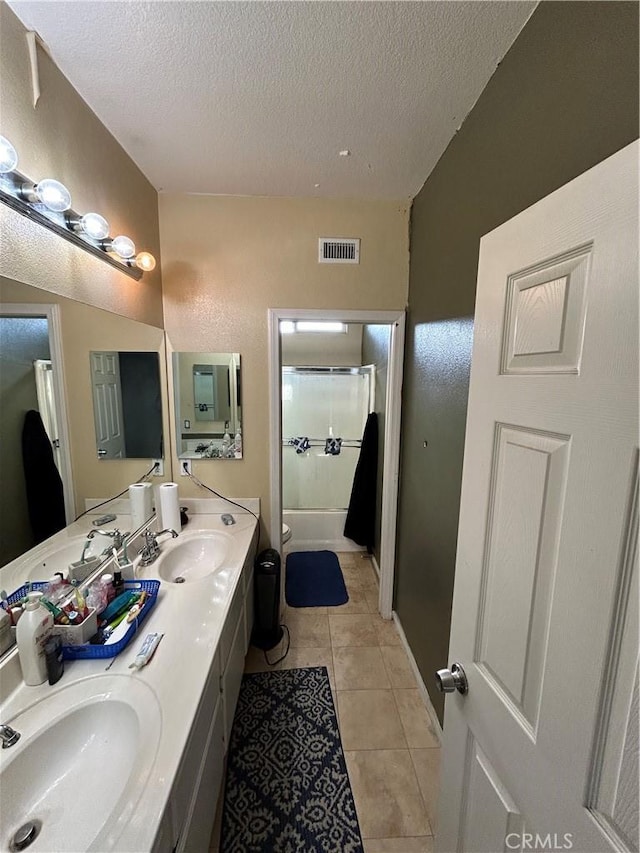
[371,553,380,579]
[392,610,443,744]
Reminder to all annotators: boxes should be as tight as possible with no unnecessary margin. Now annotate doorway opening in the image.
[268,308,405,619]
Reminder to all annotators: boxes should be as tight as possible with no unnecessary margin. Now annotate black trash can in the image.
[251,548,284,651]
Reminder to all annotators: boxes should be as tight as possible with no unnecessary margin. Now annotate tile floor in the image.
[210,552,441,853]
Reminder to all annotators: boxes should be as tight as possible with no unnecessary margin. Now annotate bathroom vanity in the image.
[0,503,259,852]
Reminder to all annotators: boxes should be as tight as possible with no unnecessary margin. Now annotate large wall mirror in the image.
[173,352,242,459]
[0,275,169,580]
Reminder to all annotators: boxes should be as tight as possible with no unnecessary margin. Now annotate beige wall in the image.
[160,194,410,539]
[0,4,163,326]
[0,277,171,515]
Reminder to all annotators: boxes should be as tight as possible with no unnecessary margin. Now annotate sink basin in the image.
[156,532,232,583]
[26,536,105,582]
[0,676,161,852]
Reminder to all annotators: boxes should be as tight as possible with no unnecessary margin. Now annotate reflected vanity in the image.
[173,352,242,459]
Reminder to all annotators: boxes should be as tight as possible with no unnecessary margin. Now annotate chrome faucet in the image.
[0,724,20,748]
[139,528,178,567]
[82,527,128,559]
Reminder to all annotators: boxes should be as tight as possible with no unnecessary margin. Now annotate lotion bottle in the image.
[16,591,53,685]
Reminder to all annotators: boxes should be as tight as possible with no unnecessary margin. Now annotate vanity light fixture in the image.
[0,135,18,173]
[21,178,72,212]
[134,251,156,272]
[105,234,136,259]
[70,212,110,241]
[0,133,155,281]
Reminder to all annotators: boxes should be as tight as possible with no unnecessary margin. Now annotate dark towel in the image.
[22,410,66,543]
[344,412,378,552]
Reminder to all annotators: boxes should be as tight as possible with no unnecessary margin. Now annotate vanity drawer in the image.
[220,580,243,668]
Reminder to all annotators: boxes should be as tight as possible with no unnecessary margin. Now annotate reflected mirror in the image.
[90,351,163,459]
[173,352,242,459]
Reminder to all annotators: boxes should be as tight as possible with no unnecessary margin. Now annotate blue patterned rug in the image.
[220,667,363,853]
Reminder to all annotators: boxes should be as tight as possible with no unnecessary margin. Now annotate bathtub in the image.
[282,509,365,553]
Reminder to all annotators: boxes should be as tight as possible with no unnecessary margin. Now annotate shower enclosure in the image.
[282,365,373,550]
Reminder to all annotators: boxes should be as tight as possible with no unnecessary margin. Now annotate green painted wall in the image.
[395,1,639,722]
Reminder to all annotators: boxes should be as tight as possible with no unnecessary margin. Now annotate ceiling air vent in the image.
[318,238,360,264]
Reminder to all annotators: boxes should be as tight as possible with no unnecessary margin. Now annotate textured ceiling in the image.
[7,1,536,199]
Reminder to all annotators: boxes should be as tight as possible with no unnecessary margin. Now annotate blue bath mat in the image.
[221,667,363,853]
[285,550,348,607]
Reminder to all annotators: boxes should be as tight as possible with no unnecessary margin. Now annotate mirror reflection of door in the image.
[91,351,125,459]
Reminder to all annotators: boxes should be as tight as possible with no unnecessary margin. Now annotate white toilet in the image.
[282,523,292,544]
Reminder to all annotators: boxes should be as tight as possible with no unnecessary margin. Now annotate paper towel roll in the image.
[129,482,153,530]
[158,482,181,532]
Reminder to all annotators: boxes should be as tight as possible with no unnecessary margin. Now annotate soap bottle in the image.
[16,591,54,685]
[101,573,116,604]
[234,426,242,457]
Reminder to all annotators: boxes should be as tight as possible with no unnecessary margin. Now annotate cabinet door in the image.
[181,698,225,853]
[220,582,243,668]
[244,569,254,654]
[223,614,246,747]
[171,650,221,848]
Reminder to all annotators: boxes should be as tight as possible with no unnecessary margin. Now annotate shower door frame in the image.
[268,307,406,620]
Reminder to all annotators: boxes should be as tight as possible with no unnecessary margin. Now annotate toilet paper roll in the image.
[129,482,153,531]
[158,482,181,532]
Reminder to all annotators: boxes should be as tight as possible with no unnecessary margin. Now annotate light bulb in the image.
[34,179,71,212]
[135,251,156,272]
[110,235,135,259]
[79,212,110,240]
[0,136,18,173]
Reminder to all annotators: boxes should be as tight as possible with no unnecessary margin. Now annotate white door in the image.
[436,141,639,853]
[91,350,125,459]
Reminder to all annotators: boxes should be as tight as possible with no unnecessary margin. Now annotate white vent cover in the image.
[318,238,360,264]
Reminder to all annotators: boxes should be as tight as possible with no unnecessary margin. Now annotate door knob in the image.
[435,662,468,695]
[97,448,107,457]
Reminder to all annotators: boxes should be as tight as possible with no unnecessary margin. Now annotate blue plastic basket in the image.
[8,579,160,660]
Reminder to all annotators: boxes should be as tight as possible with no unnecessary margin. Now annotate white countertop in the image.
[0,508,259,852]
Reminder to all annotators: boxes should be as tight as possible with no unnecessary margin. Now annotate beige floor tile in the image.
[286,610,330,647]
[364,837,434,852]
[279,646,335,688]
[364,586,380,614]
[371,614,403,646]
[360,569,380,592]
[380,645,417,688]
[333,646,391,690]
[244,645,273,673]
[410,749,441,833]
[345,749,431,838]
[330,613,377,647]
[284,604,328,616]
[330,587,370,614]
[341,564,366,586]
[394,690,440,748]
[337,689,407,750]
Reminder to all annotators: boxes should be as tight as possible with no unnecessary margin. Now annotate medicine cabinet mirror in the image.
[90,351,163,459]
[173,352,242,459]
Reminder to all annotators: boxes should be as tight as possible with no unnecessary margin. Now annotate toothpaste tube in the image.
[129,632,163,670]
